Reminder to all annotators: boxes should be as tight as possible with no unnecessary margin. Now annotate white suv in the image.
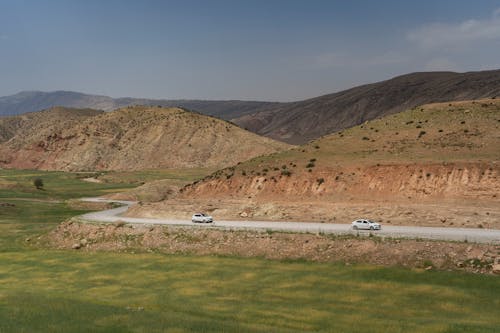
[191,213,213,223]
[351,219,381,230]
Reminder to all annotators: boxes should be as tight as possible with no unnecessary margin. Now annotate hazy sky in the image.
[1,0,500,101]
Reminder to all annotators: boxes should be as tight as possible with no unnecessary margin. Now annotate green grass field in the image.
[1,169,499,332]
[0,251,499,332]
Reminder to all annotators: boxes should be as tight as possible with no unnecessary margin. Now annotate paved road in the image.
[79,198,500,244]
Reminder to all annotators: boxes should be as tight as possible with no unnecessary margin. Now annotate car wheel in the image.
[353,225,358,230]
[370,226,374,230]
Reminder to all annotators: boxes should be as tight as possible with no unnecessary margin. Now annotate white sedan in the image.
[351,219,381,230]
[192,213,213,223]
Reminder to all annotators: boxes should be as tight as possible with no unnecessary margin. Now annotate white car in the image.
[351,219,381,230]
[191,213,213,223]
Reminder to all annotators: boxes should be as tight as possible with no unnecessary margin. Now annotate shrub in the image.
[362,137,370,141]
[281,170,292,176]
[33,178,44,190]
[309,158,316,162]
[306,162,315,168]
[317,178,325,185]
[114,220,126,228]
[418,131,426,138]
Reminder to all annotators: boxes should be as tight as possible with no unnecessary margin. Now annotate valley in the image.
[5,2,500,331]
[1,169,499,332]
[1,72,499,333]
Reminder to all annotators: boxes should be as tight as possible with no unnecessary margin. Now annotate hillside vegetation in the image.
[0,106,290,171]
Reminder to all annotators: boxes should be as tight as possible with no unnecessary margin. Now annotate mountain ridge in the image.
[2,69,500,144]
[0,90,282,120]
[231,69,500,144]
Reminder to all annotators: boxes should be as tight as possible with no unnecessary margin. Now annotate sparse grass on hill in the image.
[225,98,500,173]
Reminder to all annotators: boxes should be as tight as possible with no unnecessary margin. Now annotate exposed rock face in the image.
[0,106,290,171]
[180,163,500,203]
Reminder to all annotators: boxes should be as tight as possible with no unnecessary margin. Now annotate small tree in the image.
[34,178,44,190]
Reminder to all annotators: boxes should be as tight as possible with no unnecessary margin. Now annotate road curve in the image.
[79,198,500,244]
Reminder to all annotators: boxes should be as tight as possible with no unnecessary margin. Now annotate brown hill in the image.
[233,70,500,144]
[0,106,290,171]
[128,99,500,228]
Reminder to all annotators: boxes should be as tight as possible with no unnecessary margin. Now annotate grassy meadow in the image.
[0,168,499,332]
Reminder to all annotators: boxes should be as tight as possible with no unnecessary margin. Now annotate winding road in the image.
[79,198,500,244]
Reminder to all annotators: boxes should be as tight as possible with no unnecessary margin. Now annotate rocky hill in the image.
[128,99,500,228]
[0,90,281,120]
[232,70,500,144]
[0,106,290,171]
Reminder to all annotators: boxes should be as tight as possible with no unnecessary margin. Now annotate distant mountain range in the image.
[0,90,281,120]
[2,69,500,144]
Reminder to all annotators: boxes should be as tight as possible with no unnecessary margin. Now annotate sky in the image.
[1,0,500,101]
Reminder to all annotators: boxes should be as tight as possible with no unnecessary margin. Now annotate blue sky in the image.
[1,0,500,101]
